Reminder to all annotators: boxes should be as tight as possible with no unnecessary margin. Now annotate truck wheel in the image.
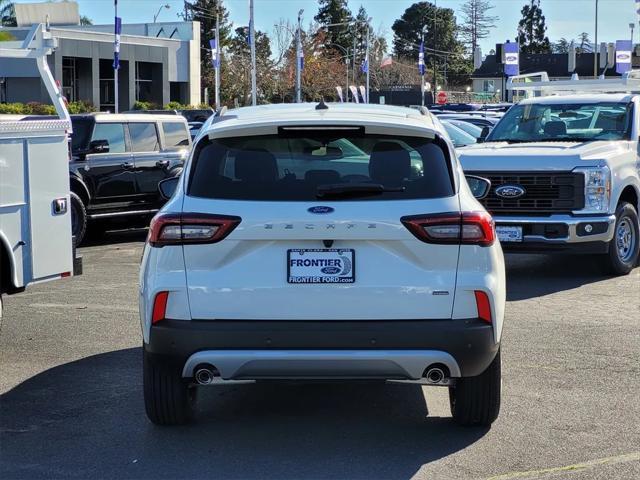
[70,192,87,246]
[143,348,196,425]
[604,202,639,276]
[449,348,501,427]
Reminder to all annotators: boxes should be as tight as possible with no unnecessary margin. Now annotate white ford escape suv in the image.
[139,103,506,426]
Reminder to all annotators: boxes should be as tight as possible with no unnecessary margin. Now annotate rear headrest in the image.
[543,121,567,137]
[234,148,278,182]
[369,141,411,185]
[304,169,341,185]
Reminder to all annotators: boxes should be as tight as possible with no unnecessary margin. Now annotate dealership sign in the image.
[504,42,519,77]
[616,40,632,74]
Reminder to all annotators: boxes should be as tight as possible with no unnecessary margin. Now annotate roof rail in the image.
[507,70,640,97]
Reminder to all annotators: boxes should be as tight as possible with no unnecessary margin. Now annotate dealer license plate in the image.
[496,225,523,243]
[287,249,355,284]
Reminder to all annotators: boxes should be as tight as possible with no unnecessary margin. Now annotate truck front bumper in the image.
[494,214,616,254]
[145,318,499,379]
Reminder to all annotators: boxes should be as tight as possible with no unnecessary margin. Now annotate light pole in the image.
[249,0,257,106]
[153,4,170,23]
[593,0,598,77]
[214,12,221,109]
[365,18,371,103]
[296,9,303,103]
[420,25,427,106]
[631,23,636,46]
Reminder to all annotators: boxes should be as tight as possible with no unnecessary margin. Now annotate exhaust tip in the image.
[194,364,218,385]
[424,365,447,384]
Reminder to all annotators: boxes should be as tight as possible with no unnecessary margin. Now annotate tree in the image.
[552,37,571,54]
[516,0,551,54]
[392,2,470,86]
[80,15,93,26]
[314,0,353,53]
[0,0,16,27]
[577,32,592,53]
[459,0,498,54]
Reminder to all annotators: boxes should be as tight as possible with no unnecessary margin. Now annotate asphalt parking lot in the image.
[0,230,638,480]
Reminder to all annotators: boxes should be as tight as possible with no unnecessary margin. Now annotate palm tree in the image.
[0,0,16,27]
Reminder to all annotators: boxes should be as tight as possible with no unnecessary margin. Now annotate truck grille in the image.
[469,172,585,214]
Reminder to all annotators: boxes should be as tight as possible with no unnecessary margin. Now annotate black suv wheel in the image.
[70,192,87,246]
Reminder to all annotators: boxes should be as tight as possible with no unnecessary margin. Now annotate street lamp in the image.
[630,23,636,45]
[153,4,170,23]
[296,9,304,103]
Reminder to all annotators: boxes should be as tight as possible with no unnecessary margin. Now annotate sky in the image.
[12,0,640,54]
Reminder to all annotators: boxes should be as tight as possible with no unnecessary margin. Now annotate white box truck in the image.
[0,24,82,318]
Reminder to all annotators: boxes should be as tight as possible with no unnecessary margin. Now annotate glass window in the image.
[487,102,632,143]
[91,123,126,153]
[129,123,160,152]
[162,122,190,149]
[442,122,477,147]
[188,132,454,201]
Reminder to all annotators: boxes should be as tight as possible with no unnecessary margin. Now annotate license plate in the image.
[496,225,523,243]
[287,249,355,284]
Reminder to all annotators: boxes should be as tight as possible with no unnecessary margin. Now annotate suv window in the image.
[129,123,160,152]
[162,122,190,149]
[92,123,127,153]
[188,132,454,201]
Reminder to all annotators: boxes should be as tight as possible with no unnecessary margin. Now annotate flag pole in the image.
[215,12,221,108]
[249,0,257,106]
[365,22,370,103]
[296,9,303,103]
[113,0,120,113]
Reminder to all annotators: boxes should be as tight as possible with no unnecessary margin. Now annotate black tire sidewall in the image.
[607,203,640,275]
[70,192,87,246]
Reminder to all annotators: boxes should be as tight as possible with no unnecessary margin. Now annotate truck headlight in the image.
[573,166,611,213]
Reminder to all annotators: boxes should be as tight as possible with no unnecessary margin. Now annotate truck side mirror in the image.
[89,139,109,154]
[158,176,179,200]
[478,126,491,143]
[466,175,491,200]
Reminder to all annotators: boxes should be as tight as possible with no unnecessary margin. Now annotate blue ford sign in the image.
[495,185,526,199]
[308,206,335,214]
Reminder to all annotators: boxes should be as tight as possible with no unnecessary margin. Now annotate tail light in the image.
[148,213,241,247]
[474,290,492,324]
[152,291,169,324]
[400,211,495,246]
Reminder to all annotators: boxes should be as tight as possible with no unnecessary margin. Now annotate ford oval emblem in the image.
[617,53,630,61]
[308,206,334,214]
[506,54,518,62]
[495,184,526,199]
[321,266,341,275]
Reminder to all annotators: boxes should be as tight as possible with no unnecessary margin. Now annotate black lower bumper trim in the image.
[146,318,499,377]
[501,240,609,254]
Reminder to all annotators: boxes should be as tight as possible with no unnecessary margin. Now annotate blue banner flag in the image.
[298,48,304,72]
[418,41,425,76]
[616,40,632,74]
[503,42,519,77]
[209,39,220,68]
[361,58,368,74]
[113,16,122,70]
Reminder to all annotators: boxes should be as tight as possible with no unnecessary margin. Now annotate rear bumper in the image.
[494,214,615,253]
[145,318,499,378]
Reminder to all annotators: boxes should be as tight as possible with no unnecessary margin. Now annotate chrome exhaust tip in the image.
[194,366,217,385]
[425,367,445,384]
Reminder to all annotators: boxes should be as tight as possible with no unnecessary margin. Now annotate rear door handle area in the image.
[156,160,170,168]
[121,162,134,170]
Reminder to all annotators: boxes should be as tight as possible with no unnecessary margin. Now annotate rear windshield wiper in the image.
[316,183,406,199]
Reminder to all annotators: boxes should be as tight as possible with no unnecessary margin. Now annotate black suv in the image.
[69,114,191,244]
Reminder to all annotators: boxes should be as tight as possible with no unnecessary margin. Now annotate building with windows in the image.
[1,10,201,110]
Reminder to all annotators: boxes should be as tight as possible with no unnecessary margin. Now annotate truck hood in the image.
[458,140,628,172]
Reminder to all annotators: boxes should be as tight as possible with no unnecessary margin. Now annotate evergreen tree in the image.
[552,37,571,54]
[392,2,470,85]
[516,0,551,54]
[577,32,592,53]
[460,0,498,54]
[314,0,353,53]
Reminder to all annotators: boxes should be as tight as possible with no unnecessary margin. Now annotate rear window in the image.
[129,123,160,152]
[162,122,190,149]
[188,132,454,201]
[70,117,94,153]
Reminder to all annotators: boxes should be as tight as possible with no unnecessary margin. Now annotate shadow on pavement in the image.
[80,227,148,248]
[0,348,487,480]
[504,253,619,301]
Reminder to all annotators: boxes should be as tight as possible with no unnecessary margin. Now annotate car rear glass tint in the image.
[162,122,190,149]
[70,117,93,153]
[188,133,454,201]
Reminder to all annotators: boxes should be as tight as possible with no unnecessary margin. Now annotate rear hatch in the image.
[180,128,460,320]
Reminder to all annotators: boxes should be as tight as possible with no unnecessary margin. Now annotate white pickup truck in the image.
[0,24,82,317]
[459,72,640,275]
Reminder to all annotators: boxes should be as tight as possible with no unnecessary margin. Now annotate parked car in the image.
[188,121,203,141]
[445,119,486,141]
[139,102,506,427]
[69,113,191,244]
[441,120,478,147]
[437,114,501,129]
[459,83,640,275]
[1,24,82,317]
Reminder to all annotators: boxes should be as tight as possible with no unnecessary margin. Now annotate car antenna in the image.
[315,98,329,110]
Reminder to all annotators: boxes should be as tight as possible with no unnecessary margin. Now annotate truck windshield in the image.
[486,102,632,143]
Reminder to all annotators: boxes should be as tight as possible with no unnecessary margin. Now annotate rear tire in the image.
[603,202,639,276]
[143,348,196,425]
[70,192,87,246]
[449,348,501,427]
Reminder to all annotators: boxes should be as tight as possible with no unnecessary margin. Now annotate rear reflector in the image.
[148,213,241,247]
[401,211,495,246]
[151,291,169,324]
[474,290,492,324]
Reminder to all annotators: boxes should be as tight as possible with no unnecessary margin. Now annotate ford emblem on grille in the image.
[495,185,526,199]
[308,206,335,214]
